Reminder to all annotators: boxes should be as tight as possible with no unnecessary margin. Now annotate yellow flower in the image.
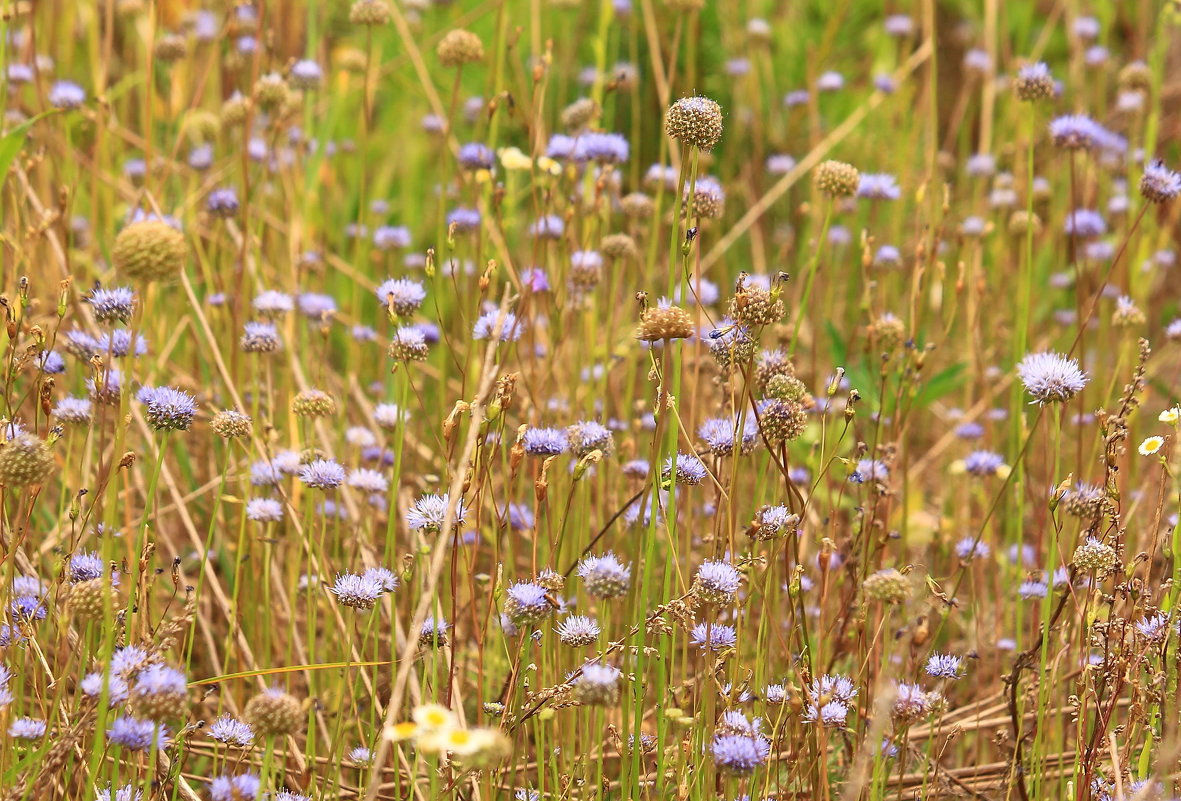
[535,156,562,176]
[384,721,419,742]
[412,703,457,731]
[498,146,533,171]
[1139,436,1165,456]
[1159,407,1180,424]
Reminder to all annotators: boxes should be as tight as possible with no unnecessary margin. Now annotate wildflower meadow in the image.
[0,1,1180,799]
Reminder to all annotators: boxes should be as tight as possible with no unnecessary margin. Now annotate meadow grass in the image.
[0,1,1180,800]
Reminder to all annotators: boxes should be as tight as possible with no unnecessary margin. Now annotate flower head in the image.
[1017,352,1088,404]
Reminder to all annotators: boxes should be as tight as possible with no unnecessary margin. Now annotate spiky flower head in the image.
[924,653,964,680]
[664,96,724,151]
[0,434,55,486]
[566,420,614,457]
[376,278,427,316]
[813,160,860,197]
[1014,62,1055,101]
[243,687,303,736]
[112,220,187,282]
[131,664,188,721]
[208,716,255,748]
[1141,160,1181,204]
[1017,351,1088,404]
[710,733,770,776]
[577,553,632,599]
[556,615,600,646]
[86,286,137,323]
[437,29,485,66]
[690,622,737,651]
[407,493,468,532]
[135,386,197,432]
[504,582,553,627]
[662,452,708,485]
[298,459,346,490]
[570,663,621,706]
[693,560,742,604]
[522,427,568,456]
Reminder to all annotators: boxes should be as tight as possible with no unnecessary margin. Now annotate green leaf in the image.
[0,111,58,187]
[913,362,967,407]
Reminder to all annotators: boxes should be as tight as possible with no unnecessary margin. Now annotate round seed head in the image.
[349,0,392,25]
[291,389,337,417]
[664,96,724,151]
[243,688,303,736]
[636,304,694,341]
[437,29,485,67]
[0,434,56,487]
[210,410,253,439]
[813,160,861,197]
[862,568,912,604]
[112,220,187,282]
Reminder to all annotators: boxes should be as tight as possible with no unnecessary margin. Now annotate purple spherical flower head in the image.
[663,452,708,486]
[291,59,323,87]
[850,458,889,484]
[458,142,495,170]
[954,536,990,560]
[209,773,261,801]
[1064,209,1106,238]
[816,71,844,91]
[963,450,1005,477]
[711,734,770,775]
[447,207,482,232]
[96,786,143,801]
[808,673,858,704]
[505,581,552,626]
[8,716,47,739]
[373,225,411,251]
[362,566,399,592]
[694,560,742,603]
[690,622,737,651]
[1017,351,1088,404]
[137,386,198,431]
[857,173,901,200]
[97,329,147,358]
[330,573,385,609]
[10,595,45,622]
[529,214,564,238]
[1135,613,1170,643]
[924,653,964,679]
[1049,114,1103,150]
[576,132,629,164]
[49,80,86,109]
[407,493,467,532]
[577,552,632,598]
[522,427,568,456]
[206,188,240,217]
[299,459,346,490]
[805,700,849,727]
[1141,160,1181,204]
[107,716,170,751]
[297,292,336,319]
[86,286,136,323]
[69,550,105,582]
[473,309,522,342]
[246,497,284,523]
[556,614,601,645]
[208,715,255,747]
[134,663,187,698]
[546,134,577,161]
[884,14,913,36]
